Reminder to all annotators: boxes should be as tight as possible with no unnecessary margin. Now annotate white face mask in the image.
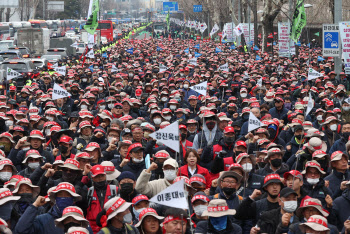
[108,104,114,109]
[82,78,88,83]
[129,73,133,77]
[151,109,156,114]
[45,129,51,136]
[283,200,297,213]
[164,116,171,121]
[240,93,247,98]
[108,137,114,143]
[22,147,30,151]
[164,169,177,181]
[344,106,350,111]
[123,212,133,223]
[330,124,337,131]
[0,172,12,181]
[5,120,13,127]
[133,207,145,218]
[242,163,253,173]
[99,87,103,91]
[184,84,189,89]
[81,105,88,110]
[99,105,106,110]
[307,178,319,185]
[28,162,40,170]
[169,105,176,110]
[161,97,168,102]
[316,115,323,121]
[133,158,144,163]
[194,205,208,216]
[153,118,162,125]
[46,116,54,121]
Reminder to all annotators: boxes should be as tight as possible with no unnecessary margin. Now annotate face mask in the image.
[59,145,69,154]
[100,105,106,110]
[344,106,350,111]
[55,197,74,213]
[307,178,319,185]
[184,84,189,89]
[283,200,297,213]
[133,207,145,219]
[62,171,77,183]
[5,120,13,127]
[120,183,134,195]
[164,116,171,121]
[242,163,253,172]
[0,172,12,181]
[194,205,208,216]
[82,78,88,83]
[22,147,30,151]
[161,97,168,102]
[123,212,133,223]
[206,121,216,130]
[210,216,227,231]
[71,90,78,94]
[180,133,187,140]
[258,162,266,168]
[99,87,103,91]
[268,129,277,140]
[343,132,350,140]
[222,187,236,196]
[81,105,88,110]
[224,136,235,144]
[19,193,33,204]
[93,180,107,190]
[240,93,247,98]
[89,100,95,105]
[108,104,114,109]
[295,135,303,140]
[270,158,282,168]
[133,158,144,163]
[169,105,176,110]
[46,116,54,121]
[28,162,40,170]
[330,124,337,131]
[242,114,249,121]
[129,73,133,78]
[317,115,323,121]
[153,118,162,125]
[284,103,292,110]
[64,222,80,233]
[44,129,51,136]
[53,171,63,180]
[164,169,177,181]
[150,109,156,114]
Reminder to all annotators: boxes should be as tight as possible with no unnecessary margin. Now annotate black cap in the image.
[280,187,298,198]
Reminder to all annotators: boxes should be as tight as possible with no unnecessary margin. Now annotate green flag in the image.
[314,32,320,36]
[84,0,99,35]
[290,0,306,42]
[166,10,170,30]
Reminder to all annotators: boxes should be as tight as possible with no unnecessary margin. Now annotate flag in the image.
[126,48,134,54]
[184,48,189,53]
[84,0,99,35]
[267,42,272,47]
[233,24,243,36]
[86,49,94,58]
[194,52,202,58]
[267,33,273,38]
[229,44,236,50]
[88,65,93,72]
[102,52,107,58]
[149,121,179,152]
[215,47,222,53]
[159,64,168,72]
[210,24,219,37]
[219,63,229,72]
[53,66,66,76]
[52,83,71,100]
[156,46,162,51]
[111,65,119,73]
[317,56,325,61]
[308,67,323,80]
[253,45,259,51]
[296,41,301,46]
[194,44,200,49]
[305,92,314,116]
[290,0,306,42]
[70,42,78,48]
[150,180,188,209]
[166,10,170,31]
[6,68,21,81]
[248,112,262,132]
[314,32,320,36]
[190,81,207,96]
[256,55,261,61]
[189,57,197,66]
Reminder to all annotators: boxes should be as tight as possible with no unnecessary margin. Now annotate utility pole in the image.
[237,0,241,46]
[248,0,251,51]
[288,0,293,58]
[43,0,45,19]
[334,0,342,79]
[253,0,257,45]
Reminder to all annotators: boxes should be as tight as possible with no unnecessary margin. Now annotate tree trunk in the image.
[253,0,258,46]
[5,8,11,22]
[262,16,273,53]
[0,8,4,22]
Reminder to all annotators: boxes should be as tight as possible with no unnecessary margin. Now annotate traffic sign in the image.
[193,5,202,12]
[323,24,340,57]
[163,2,179,12]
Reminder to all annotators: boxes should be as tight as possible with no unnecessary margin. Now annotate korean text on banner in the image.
[308,68,323,80]
[190,81,207,96]
[150,180,188,209]
[305,92,314,116]
[52,83,72,100]
[290,0,306,42]
[278,22,291,58]
[339,22,350,74]
[248,112,262,132]
[149,121,179,153]
[6,68,21,81]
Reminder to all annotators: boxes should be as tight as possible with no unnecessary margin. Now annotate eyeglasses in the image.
[222,180,237,185]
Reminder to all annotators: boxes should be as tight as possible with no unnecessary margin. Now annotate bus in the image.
[96,20,113,42]
[29,20,48,29]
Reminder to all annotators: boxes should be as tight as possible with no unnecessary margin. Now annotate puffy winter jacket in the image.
[324,169,350,199]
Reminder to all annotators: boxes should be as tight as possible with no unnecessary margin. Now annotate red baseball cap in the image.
[283,170,303,181]
[235,141,247,148]
[90,165,106,177]
[224,126,235,134]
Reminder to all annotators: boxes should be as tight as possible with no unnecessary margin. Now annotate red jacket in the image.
[209,157,235,182]
[178,164,211,188]
[55,153,75,161]
[181,140,193,160]
[86,185,117,233]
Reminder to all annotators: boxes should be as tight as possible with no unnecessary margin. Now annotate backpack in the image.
[87,185,117,207]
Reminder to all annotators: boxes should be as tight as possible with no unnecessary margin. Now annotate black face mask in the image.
[64,222,81,233]
[89,100,95,105]
[62,171,77,183]
[295,135,304,140]
[57,79,63,84]
[19,193,33,203]
[339,93,345,97]
[224,136,235,144]
[235,151,243,156]
[270,158,282,168]
[120,183,134,197]
[222,187,236,196]
[258,162,266,168]
[206,121,216,130]
[181,133,187,140]
[343,132,350,140]
[228,110,234,115]
[71,90,78,94]
[268,129,277,140]
[13,135,22,143]
[52,171,63,180]
[93,180,107,190]
[59,145,69,154]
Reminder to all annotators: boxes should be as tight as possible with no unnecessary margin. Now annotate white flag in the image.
[159,64,168,72]
[52,63,58,68]
[6,68,21,81]
[149,121,179,153]
[70,42,78,48]
[149,179,188,209]
[219,63,229,72]
[200,22,207,34]
[305,92,314,116]
[190,81,207,96]
[86,49,94,59]
[233,23,244,36]
[210,24,220,37]
[257,78,263,86]
[52,83,72,100]
[111,65,119,73]
[53,66,66,76]
[189,57,197,66]
[248,112,262,132]
[345,97,350,104]
[308,68,323,80]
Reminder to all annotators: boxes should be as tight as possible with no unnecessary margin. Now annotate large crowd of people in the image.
[0,23,349,234]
